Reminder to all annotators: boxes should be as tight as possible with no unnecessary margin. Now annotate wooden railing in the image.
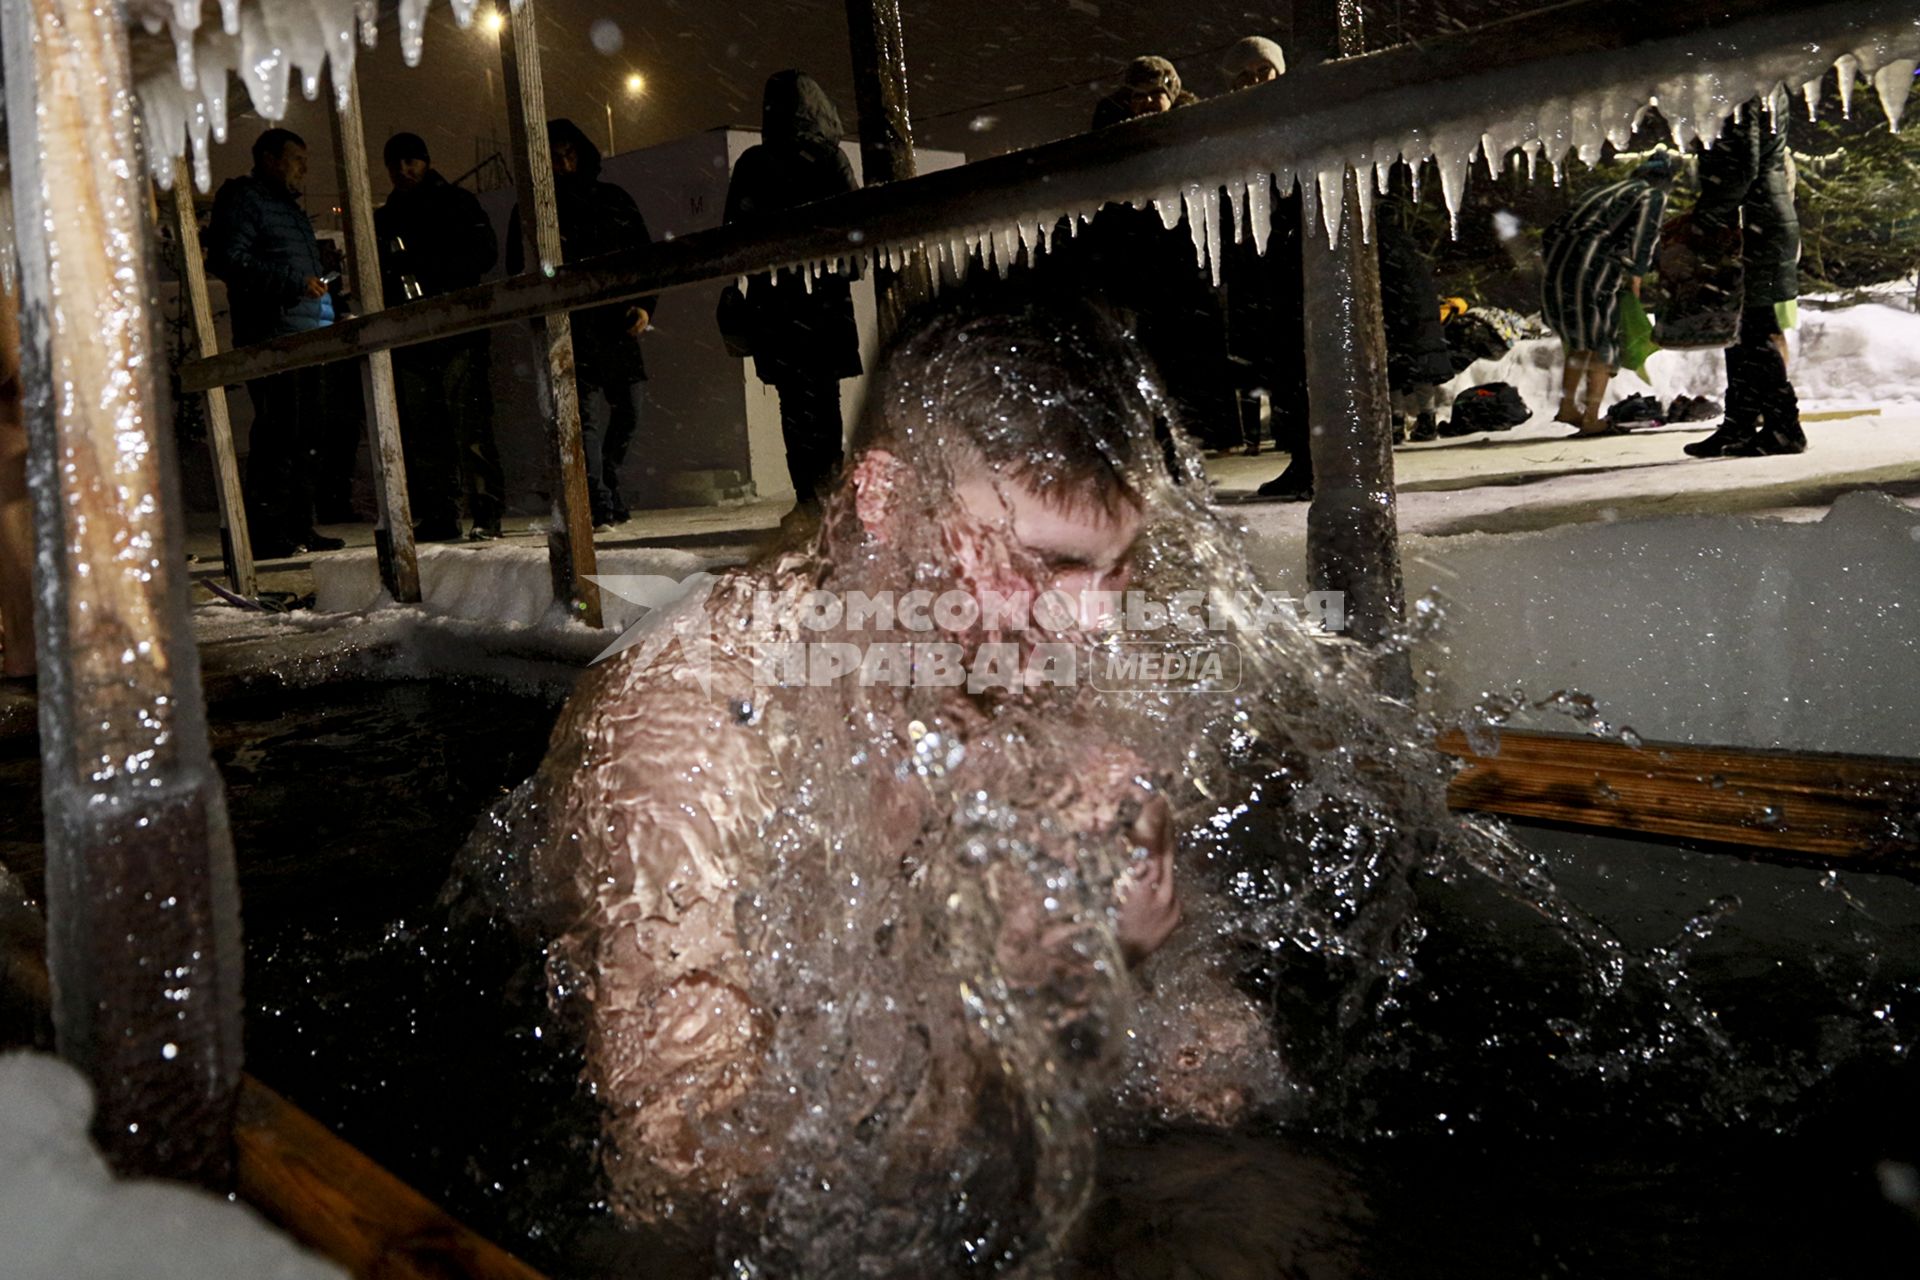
[1440,728,1920,873]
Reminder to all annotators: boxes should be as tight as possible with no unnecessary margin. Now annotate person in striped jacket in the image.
[1540,151,1681,436]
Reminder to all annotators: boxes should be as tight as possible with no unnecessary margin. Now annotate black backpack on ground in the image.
[1443,381,1532,435]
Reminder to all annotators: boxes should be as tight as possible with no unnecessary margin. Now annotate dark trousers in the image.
[312,362,364,521]
[244,365,324,549]
[578,358,645,521]
[1726,304,1800,433]
[774,376,844,505]
[395,337,504,529]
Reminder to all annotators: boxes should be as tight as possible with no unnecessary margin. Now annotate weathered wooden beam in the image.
[3,0,242,1185]
[1303,165,1411,696]
[1440,728,1920,872]
[176,0,1902,393]
[1301,2,1411,696]
[327,64,422,605]
[236,1077,549,1280]
[167,160,256,597]
[844,0,930,337]
[497,0,601,629]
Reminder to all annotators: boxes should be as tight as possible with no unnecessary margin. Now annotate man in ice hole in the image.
[522,288,1280,1224]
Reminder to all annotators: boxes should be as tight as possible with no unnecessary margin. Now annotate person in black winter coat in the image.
[1074,57,1235,456]
[507,119,658,527]
[206,127,345,557]
[1682,98,1805,459]
[723,70,863,508]
[377,132,505,540]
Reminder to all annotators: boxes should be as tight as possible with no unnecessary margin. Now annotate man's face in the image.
[386,156,428,190]
[1126,86,1172,118]
[265,142,309,196]
[947,472,1142,635]
[552,142,580,176]
[1232,63,1280,91]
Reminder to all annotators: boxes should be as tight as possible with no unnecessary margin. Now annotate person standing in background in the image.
[1682,100,1805,458]
[507,119,657,530]
[723,70,864,511]
[377,131,505,541]
[205,128,345,558]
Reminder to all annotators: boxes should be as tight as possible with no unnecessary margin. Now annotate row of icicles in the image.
[135,2,1918,287]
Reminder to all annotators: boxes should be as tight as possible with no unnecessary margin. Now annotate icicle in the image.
[238,6,291,123]
[802,267,814,295]
[324,0,360,111]
[1524,141,1540,183]
[1039,217,1055,257]
[1150,189,1183,233]
[448,0,480,28]
[1016,218,1034,266]
[993,225,1017,278]
[1246,173,1272,256]
[356,0,379,48]
[736,275,748,294]
[1225,178,1246,246]
[1802,75,1822,120]
[1200,186,1222,285]
[1299,174,1317,250]
[1435,146,1471,239]
[1874,59,1916,132]
[1354,174,1375,247]
[398,0,430,66]
[169,0,202,91]
[1766,80,1790,131]
[220,0,241,35]
[1180,186,1207,273]
[1315,166,1342,250]
[1837,55,1860,118]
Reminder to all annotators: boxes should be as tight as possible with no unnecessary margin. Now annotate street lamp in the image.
[481,8,504,35]
[605,72,644,156]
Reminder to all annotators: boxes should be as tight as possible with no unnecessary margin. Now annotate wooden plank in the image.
[175,0,1902,392]
[2,0,243,1185]
[1303,167,1412,697]
[327,65,421,605]
[1439,727,1920,871]
[168,159,256,597]
[497,0,601,628]
[235,1077,548,1280]
[843,0,930,338]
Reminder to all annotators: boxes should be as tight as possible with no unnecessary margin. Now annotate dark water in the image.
[3,681,1919,1277]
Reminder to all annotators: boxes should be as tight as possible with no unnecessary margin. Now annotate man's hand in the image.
[303,276,329,299]
[627,306,651,337]
[1114,792,1180,965]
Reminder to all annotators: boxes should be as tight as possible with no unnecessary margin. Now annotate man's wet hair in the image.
[855,285,1154,517]
[251,128,306,168]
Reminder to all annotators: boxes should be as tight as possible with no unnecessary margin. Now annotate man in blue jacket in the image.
[207,128,345,557]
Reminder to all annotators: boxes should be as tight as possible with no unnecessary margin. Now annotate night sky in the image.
[182,0,1305,213]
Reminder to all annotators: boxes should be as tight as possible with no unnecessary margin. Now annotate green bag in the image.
[1619,292,1659,383]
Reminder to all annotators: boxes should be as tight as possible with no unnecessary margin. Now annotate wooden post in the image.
[327,65,422,605]
[1300,1,1412,697]
[3,0,243,1184]
[168,160,256,597]
[497,0,601,628]
[844,0,930,336]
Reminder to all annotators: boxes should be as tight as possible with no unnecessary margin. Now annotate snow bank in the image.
[311,542,738,632]
[0,1052,343,1279]
[1442,302,1920,419]
[1402,490,1920,757]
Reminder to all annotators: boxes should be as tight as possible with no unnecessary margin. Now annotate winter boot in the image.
[1682,419,1756,458]
[1256,453,1314,501]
